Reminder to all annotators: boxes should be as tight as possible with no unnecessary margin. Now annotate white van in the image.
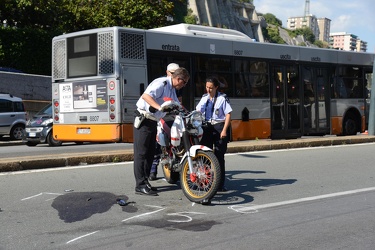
[0,93,27,140]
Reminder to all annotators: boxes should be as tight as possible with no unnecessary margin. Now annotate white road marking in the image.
[122,205,165,222]
[66,231,99,244]
[229,186,375,213]
[21,192,62,201]
[0,162,130,175]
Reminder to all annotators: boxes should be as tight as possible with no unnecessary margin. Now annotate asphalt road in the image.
[1,134,375,172]
[1,143,375,249]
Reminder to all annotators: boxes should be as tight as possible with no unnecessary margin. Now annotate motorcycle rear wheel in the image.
[161,162,179,184]
[180,150,221,203]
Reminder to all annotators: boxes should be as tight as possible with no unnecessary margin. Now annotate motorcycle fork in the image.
[182,131,194,173]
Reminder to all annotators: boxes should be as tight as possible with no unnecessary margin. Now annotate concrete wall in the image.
[188,0,264,42]
[0,72,51,115]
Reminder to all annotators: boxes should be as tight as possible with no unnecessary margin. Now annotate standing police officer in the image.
[196,77,232,193]
[149,63,180,181]
[133,67,190,196]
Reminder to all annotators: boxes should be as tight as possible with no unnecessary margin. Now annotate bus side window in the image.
[351,79,363,98]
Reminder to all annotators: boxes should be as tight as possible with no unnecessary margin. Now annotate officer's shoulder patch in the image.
[163,81,167,86]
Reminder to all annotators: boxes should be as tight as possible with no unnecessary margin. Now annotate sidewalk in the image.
[1,134,375,172]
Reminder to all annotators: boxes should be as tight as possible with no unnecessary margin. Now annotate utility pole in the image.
[368,59,375,135]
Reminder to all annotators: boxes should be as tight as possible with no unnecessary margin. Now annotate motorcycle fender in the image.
[179,145,212,167]
[188,145,213,157]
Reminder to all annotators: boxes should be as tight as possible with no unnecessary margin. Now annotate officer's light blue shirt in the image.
[196,92,232,122]
[136,76,179,120]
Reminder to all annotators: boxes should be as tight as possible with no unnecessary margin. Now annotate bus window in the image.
[234,60,269,98]
[334,66,364,99]
[67,34,98,78]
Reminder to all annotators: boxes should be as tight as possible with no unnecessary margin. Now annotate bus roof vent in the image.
[150,24,253,41]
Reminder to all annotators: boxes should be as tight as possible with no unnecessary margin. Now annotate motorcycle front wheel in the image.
[180,150,221,203]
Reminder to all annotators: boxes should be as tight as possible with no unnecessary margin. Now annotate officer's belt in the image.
[208,120,224,125]
[137,108,158,122]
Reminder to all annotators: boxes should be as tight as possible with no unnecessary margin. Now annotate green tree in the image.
[262,13,282,27]
[1,0,176,32]
[0,0,179,74]
[290,27,315,43]
[262,25,285,44]
[184,8,197,24]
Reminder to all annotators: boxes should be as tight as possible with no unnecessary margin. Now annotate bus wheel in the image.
[343,116,357,135]
[47,131,62,146]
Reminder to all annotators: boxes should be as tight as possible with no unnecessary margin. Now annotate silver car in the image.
[0,94,27,140]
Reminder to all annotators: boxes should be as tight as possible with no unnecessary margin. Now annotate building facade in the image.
[329,32,367,52]
[287,15,320,41]
[317,17,331,42]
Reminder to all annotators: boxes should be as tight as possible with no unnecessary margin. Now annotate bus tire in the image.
[47,131,62,146]
[343,115,357,135]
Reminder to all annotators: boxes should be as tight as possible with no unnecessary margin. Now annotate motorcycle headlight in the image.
[191,111,204,128]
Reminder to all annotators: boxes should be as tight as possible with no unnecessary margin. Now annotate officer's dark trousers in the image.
[201,122,228,189]
[133,118,157,188]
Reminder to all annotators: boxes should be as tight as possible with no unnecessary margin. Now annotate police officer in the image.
[196,77,232,193]
[133,67,190,196]
[149,63,180,181]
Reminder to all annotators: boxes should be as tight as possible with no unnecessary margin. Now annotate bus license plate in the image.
[77,128,90,134]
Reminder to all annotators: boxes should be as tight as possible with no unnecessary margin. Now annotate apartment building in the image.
[317,17,331,42]
[329,32,367,52]
[287,15,319,40]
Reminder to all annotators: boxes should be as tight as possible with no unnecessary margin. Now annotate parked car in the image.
[23,103,62,146]
[0,93,27,140]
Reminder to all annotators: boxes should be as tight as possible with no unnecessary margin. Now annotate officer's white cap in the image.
[167,63,179,73]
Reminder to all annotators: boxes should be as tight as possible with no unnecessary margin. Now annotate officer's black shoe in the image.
[135,186,158,196]
[149,172,157,181]
[146,183,157,191]
[200,199,211,205]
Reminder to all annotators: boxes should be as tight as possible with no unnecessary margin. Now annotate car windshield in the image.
[36,103,52,116]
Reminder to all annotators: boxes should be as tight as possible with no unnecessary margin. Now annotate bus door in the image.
[120,64,147,123]
[270,64,301,139]
[301,66,330,134]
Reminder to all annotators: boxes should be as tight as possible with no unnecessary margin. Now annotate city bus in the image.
[51,24,375,143]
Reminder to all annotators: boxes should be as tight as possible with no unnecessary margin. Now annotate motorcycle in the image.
[154,99,221,203]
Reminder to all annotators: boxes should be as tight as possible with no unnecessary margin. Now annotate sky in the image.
[253,0,375,53]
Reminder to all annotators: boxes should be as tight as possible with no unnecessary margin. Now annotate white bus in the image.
[51,24,375,142]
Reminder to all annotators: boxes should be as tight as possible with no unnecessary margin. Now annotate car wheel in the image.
[10,125,25,140]
[47,131,62,146]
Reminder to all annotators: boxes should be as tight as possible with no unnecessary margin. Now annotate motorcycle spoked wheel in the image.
[180,150,221,203]
[161,162,180,184]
